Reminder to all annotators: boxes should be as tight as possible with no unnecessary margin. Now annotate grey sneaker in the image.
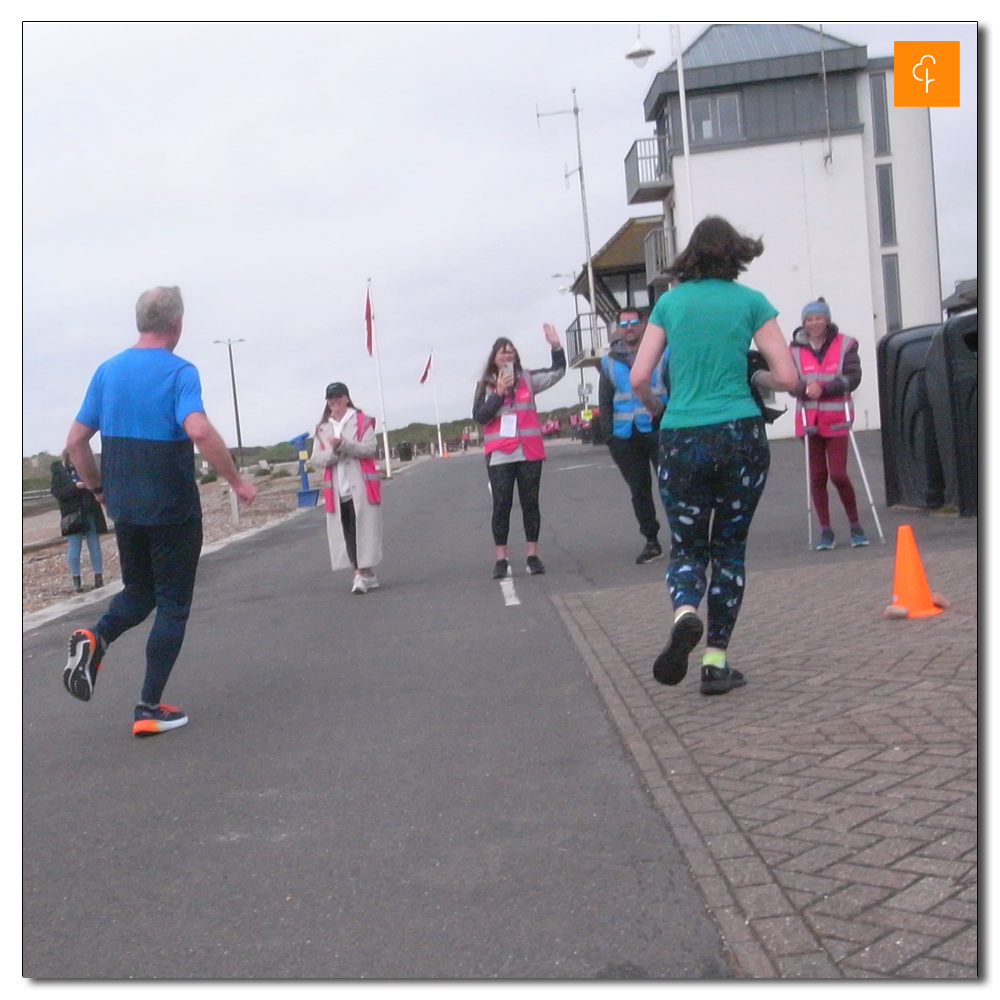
[700,664,746,696]
[815,528,835,551]
[526,555,546,575]
[850,525,870,547]
[653,612,704,686]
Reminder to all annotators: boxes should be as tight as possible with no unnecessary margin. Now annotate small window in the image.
[876,164,897,245]
[870,73,891,156]
[688,93,743,144]
[882,254,902,333]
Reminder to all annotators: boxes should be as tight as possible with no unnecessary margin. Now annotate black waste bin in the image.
[925,312,977,515]
[876,324,946,509]
[397,442,413,462]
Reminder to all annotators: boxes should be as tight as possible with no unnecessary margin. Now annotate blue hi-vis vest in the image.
[601,350,669,438]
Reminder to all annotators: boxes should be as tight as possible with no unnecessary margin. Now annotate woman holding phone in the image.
[472,323,565,579]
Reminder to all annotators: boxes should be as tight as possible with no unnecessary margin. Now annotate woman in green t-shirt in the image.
[630,217,797,696]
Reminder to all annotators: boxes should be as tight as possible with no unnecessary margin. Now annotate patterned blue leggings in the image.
[657,417,770,649]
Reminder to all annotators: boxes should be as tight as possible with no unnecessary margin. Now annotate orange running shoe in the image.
[63,629,104,702]
[133,703,189,737]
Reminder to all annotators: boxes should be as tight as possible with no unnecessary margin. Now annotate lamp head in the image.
[626,37,655,68]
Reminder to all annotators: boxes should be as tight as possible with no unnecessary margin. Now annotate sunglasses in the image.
[618,318,642,327]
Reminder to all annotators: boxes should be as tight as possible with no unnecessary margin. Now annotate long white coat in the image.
[311,412,384,572]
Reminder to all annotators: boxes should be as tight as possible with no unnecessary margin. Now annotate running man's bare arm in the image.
[183,411,258,504]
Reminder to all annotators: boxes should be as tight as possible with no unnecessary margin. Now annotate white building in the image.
[568,23,942,438]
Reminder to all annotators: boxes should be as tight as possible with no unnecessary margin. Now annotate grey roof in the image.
[670,23,857,71]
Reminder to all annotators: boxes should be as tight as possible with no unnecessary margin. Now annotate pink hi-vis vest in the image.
[322,411,382,512]
[792,333,855,438]
[483,376,546,461]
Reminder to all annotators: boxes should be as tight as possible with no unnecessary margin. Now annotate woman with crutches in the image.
[790,298,869,551]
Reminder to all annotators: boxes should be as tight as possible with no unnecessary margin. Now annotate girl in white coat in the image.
[311,382,384,594]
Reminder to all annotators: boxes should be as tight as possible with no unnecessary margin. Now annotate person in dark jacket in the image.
[598,307,669,564]
[50,452,108,592]
[789,297,868,550]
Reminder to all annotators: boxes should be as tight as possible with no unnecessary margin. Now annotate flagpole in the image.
[430,351,445,457]
[367,278,393,479]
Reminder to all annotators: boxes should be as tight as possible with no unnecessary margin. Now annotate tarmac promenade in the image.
[553,541,977,978]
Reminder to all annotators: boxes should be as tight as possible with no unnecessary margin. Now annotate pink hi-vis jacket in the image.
[482,377,546,461]
[792,333,856,438]
[321,411,381,512]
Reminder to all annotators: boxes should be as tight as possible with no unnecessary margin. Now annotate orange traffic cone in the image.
[888,525,942,618]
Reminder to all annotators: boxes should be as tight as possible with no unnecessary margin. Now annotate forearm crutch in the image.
[846,428,886,544]
[804,435,814,549]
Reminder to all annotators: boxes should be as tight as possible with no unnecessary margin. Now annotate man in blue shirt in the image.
[63,286,258,737]
[598,308,669,565]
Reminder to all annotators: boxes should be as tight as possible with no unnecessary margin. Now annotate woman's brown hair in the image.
[666,216,764,283]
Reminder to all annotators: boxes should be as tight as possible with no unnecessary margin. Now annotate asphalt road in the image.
[22,431,974,980]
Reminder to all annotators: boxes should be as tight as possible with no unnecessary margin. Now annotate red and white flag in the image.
[419,352,433,384]
[364,288,374,356]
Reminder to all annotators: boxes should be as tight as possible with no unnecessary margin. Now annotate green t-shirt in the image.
[649,278,778,429]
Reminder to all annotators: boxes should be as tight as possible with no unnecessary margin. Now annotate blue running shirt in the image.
[76,348,205,524]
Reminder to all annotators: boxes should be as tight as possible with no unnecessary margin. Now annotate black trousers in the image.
[95,519,203,706]
[608,429,661,541]
[340,497,358,568]
[486,459,543,546]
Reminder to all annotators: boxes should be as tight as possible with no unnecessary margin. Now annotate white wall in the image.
[671,133,880,437]
[857,69,943,334]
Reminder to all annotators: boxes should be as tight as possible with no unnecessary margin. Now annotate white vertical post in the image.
[367,279,393,479]
[671,24,696,236]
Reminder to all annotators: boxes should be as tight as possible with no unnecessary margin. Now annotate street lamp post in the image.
[626,24,697,235]
[537,89,599,349]
[213,338,245,471]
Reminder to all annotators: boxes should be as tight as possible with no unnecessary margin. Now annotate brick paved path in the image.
[553,542,977,978]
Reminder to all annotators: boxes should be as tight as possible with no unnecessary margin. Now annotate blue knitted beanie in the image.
[802,298,831,321]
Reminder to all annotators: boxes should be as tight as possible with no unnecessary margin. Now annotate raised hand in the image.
[542,322,561,347]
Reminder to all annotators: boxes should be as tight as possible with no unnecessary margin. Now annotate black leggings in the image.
[487,459,543,546]
[340,497,358,568]
[658,417,770,650]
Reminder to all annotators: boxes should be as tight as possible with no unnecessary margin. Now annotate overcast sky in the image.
[22,19,979,458]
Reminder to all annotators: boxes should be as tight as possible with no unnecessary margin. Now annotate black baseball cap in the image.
[325,382,350,398]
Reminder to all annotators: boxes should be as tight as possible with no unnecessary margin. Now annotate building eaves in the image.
[642,23,868,122]
[569,216,661,296]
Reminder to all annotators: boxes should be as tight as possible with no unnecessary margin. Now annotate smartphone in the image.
[501,361,515,381]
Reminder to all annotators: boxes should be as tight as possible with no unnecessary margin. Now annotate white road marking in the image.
[499,577,521,606]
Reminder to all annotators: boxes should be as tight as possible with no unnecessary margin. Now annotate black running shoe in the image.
[63,628,104,702]
[133,703,188,737]
[636,540,663,565]
[492,559,510,580]
[652,612,704,685]
[700,664,746,696]
[526,555,546,575]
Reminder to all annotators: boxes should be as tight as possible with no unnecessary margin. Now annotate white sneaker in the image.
[362,574,379,590]
[351,574,368,594]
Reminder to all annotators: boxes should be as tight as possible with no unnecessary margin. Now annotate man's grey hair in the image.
[135,286,184,333]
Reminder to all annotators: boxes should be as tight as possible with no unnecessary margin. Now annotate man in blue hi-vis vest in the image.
[598,307,669,565]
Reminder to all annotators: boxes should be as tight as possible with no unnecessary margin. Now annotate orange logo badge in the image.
[894,41,960,107]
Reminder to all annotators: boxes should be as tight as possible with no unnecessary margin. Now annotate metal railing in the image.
[624,136,673,205]
[644,225,678,286]
[566,312,610,366]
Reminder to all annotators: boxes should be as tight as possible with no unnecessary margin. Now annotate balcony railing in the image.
[644,225,678,286]
[624,136,674,205]
[566,312,610,368]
